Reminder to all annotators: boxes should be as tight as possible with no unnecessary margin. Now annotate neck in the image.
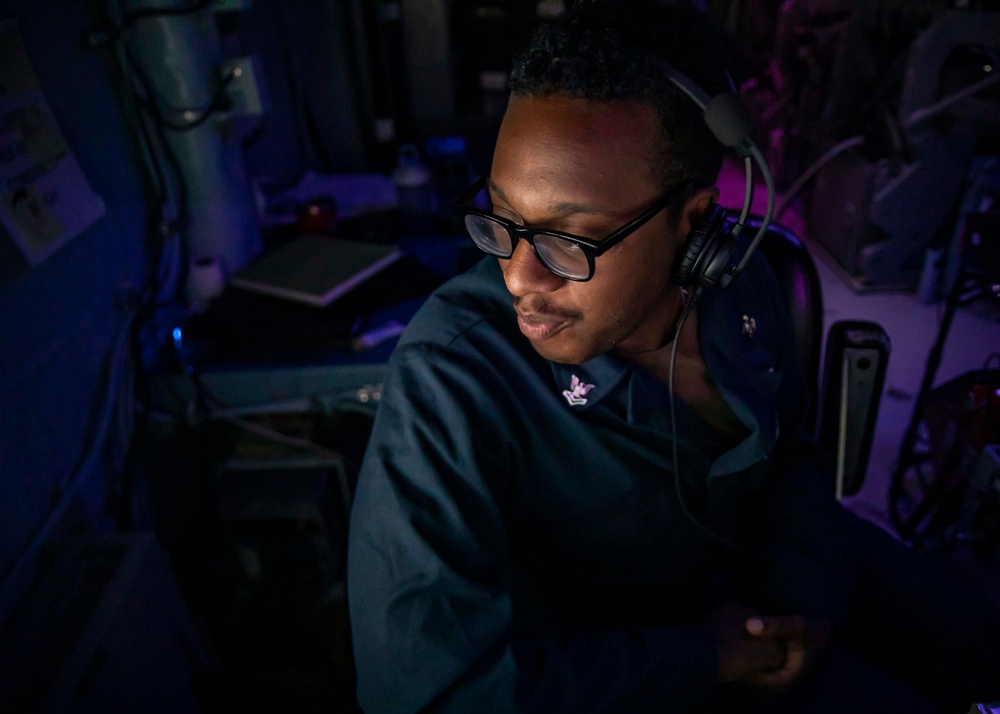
[618,285,689,362]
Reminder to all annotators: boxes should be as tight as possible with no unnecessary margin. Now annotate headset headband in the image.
[662,63,776,280]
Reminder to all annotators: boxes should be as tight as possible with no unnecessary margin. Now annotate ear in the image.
[671,185,742,290]
[674,186,721,244]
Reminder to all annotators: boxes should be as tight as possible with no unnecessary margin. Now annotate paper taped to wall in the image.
[0,21,105,267]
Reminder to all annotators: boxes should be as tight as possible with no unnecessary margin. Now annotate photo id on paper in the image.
[0,21,105,267]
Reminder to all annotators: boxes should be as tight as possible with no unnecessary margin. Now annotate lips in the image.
[515,309,572,341]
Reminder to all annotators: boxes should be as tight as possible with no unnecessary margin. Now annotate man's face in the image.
[490,94,685,364]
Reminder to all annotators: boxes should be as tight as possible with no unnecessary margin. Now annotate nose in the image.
[501,239,563,297]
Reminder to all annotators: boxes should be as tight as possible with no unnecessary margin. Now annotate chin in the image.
[528,335,602,366]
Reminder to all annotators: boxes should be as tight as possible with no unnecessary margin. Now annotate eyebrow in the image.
[487,177,620,219]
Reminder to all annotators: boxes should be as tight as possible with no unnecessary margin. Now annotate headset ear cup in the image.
[671,203,728,288]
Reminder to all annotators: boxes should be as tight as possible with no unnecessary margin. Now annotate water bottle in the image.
[392,144,436,231]
[425,135,472,223]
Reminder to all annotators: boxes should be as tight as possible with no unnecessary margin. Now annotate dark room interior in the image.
[1,0,999,711]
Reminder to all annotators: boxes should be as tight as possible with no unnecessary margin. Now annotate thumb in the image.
[745,616,766,636]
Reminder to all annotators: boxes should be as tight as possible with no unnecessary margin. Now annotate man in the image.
[348,3,1000,712]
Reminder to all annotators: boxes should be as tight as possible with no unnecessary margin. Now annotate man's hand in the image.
[741,614,834,691]
[708,602,788,683]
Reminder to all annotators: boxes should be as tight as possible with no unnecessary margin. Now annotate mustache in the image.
[513,296,581,321]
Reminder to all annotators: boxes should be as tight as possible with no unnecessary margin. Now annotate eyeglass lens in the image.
[463,214,590,280]
[464,214,512,256]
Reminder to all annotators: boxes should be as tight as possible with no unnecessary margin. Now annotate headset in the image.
[662,65,775,293]
[655,65,776,547]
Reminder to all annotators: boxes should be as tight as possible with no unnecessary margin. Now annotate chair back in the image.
[745,217,890,497]
[748,218,825,431]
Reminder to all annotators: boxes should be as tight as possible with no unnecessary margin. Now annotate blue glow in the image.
[172,326,182,343]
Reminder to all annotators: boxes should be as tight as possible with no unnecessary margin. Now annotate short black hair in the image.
[509,0,741,192]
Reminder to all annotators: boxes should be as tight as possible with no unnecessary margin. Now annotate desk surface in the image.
[150,233,477,415]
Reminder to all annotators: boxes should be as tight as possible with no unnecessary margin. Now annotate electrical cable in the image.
[104,0,189,269]
[105,1,183,242]
[125,51,238,132]
[219,408,357,519]
[120,0,215,24]
[733,142,775,273]
[773,134,864,221]
[84,0,197,531]
[774,69,1000,221]
[167,368,360,516]
[667,288,739,549]
[735,155,752,227]
[216,412,346,462]
[91,1,238,136]
[122,58,187,294]
[152,370,382,422]
[656,62,774,548]
[153,69,238,131]
[903,71,1000,129]
[0,311,137,623]
[88,0,216,46]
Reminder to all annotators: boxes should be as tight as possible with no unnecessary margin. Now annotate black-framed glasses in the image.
[451,176,691,281]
